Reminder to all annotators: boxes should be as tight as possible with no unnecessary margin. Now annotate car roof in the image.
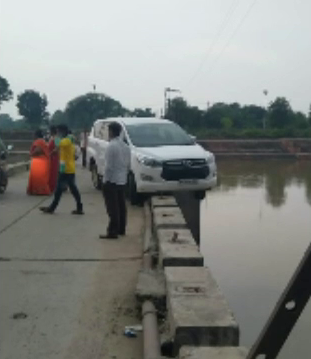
[93,117,171,126]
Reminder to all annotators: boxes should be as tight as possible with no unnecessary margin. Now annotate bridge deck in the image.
[0,168,143,359]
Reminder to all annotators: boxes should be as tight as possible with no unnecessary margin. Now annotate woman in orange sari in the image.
[27,130,51,195]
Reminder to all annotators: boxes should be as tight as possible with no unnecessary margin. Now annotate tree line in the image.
[1,74,311,138]
[166,97,311,138]
[0,75,155,132]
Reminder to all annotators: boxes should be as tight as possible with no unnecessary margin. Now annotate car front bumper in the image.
[137,177,217,193]
[135,162,217,194]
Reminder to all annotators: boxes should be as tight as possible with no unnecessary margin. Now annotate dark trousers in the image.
[103,182,126,236]
[81,148,87,167]
[49,173,82,212]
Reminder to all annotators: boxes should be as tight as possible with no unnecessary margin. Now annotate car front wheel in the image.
[127,172,142,205]
[91,164,102,190]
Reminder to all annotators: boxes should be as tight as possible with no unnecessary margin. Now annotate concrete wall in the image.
[7,161,30,177]
[7,152,30,165]
[150,196,248,358]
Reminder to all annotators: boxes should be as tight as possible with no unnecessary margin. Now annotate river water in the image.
[201,159,311,358]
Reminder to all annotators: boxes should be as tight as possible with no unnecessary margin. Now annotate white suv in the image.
[87,117,217,204]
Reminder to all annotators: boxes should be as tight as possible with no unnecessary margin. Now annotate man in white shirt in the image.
[100,122,131,239]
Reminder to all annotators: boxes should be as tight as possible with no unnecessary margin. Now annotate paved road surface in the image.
[0,168,143,359]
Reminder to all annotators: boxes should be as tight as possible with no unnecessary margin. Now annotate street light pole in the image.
[164,87,181,119]
[164,88,168,118]
[263,90,269,130]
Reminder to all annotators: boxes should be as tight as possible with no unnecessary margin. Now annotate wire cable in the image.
[199,0,258,81]
[186,0,241,87]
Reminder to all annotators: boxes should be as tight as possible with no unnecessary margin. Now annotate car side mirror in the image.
[189,135,197,142]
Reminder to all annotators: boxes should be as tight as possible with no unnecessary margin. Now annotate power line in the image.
[199,0,258,80]
[186,0,241,87]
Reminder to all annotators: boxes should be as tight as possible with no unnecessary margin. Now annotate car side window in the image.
[94,123,101,139]
[96,122,110,141]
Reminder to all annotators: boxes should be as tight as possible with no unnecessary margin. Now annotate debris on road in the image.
[124,328,138,338]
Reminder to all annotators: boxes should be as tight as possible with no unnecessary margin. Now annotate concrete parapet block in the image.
[151,196,178,208]
[157,229,203,267]
[7,161,30,177]
[153,207,187,230]
[179,346,248,359]
[165,267,239,354]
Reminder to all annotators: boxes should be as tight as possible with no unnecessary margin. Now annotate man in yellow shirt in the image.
[40,125,83,214]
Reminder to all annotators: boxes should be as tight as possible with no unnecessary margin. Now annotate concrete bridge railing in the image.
[137,195,248,359]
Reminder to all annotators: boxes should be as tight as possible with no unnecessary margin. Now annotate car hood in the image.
[133,144,212,161]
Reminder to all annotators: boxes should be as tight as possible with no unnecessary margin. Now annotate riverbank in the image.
[199,138,311,158]
[3,132,311,159]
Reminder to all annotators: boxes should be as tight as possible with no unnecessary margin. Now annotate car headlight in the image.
[206,153,215,165]
[137,155,162,168]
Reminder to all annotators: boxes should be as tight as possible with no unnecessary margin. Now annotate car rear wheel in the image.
[127,172,142,206]
[91,164,102,190]
[194,190,206,200]
[0,172,7,194]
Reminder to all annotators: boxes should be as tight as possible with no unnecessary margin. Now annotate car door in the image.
[120,128,133,171]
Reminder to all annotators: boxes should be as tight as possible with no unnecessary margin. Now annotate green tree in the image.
[0,76,13,108]
[65,92,127,130]
[131,107,155,117]
[0,114,14,130]
[268,97,294,128]
[294,111,308,129]
[241,105,266,129]
[227,103,242,128]
[50,110,68,126]
[167,97,188,124]
[168,97,203,129]
[221,117,233,130]
[204,103,227,129]
[17,90,49,128]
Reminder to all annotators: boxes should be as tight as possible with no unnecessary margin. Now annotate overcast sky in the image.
[1,0,310,118]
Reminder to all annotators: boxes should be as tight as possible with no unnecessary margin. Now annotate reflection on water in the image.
[218,159,311,207]
[201,159,311,358]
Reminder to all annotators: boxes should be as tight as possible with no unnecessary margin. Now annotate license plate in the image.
[179,179,198,184]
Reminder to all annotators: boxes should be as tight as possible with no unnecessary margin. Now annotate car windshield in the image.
[126,122,194,147]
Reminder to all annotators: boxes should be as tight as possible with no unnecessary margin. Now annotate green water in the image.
[201,159,311,358]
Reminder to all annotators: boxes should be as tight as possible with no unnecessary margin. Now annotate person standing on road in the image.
[27,130,51,196]
[80,130,88,168]
[48,126,59,192]
[40,124,84,215]
[100,122,131,239]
